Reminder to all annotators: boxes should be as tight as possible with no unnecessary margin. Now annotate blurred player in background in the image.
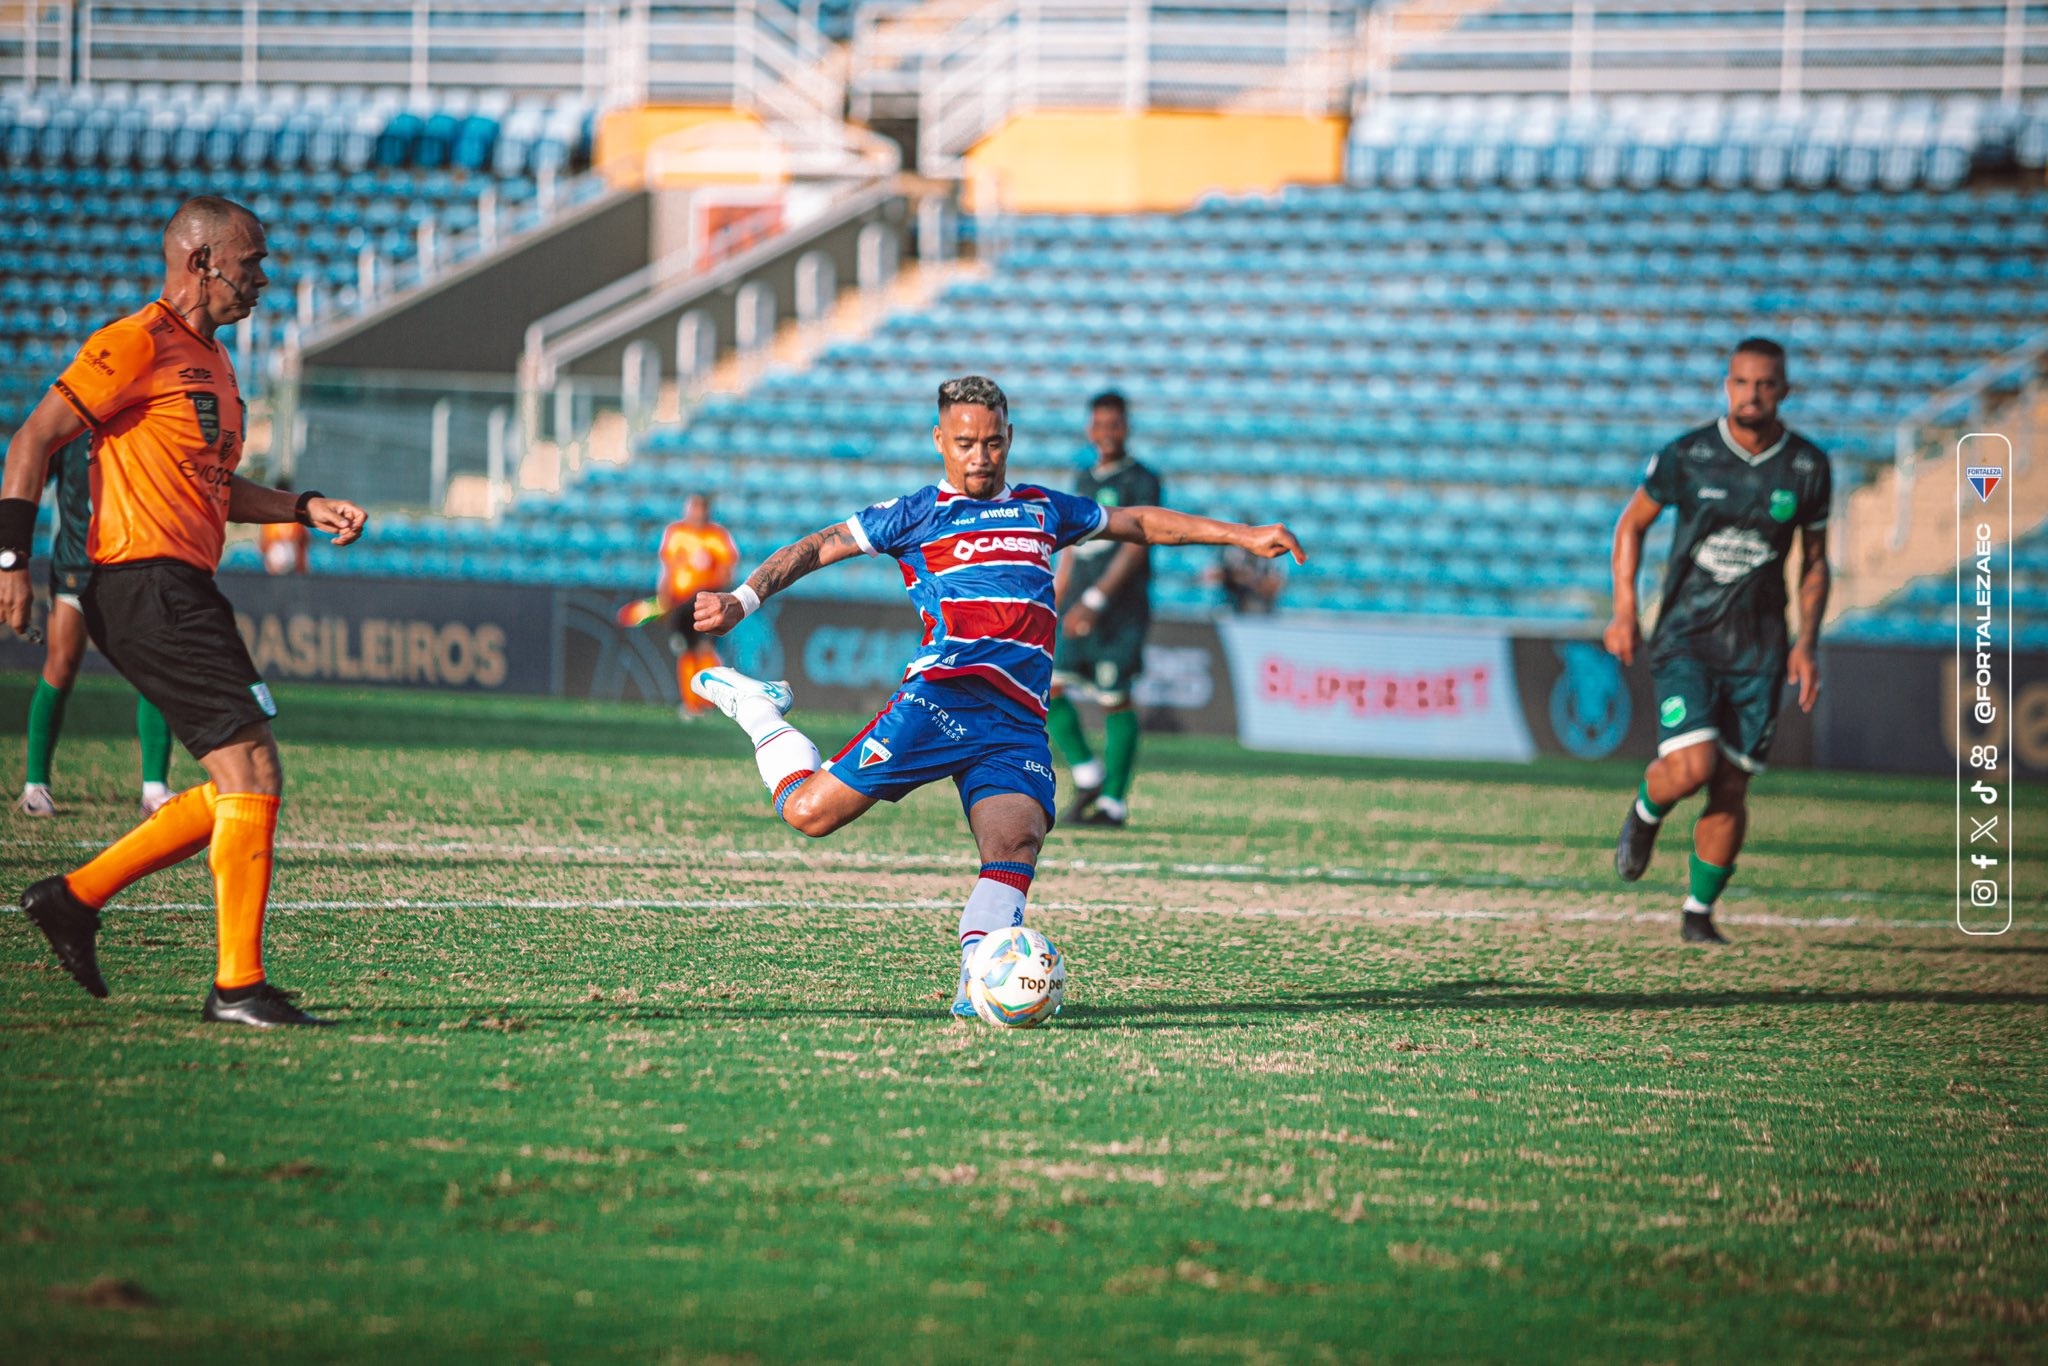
[1207,509,1287,615]
[688,376,1303,1017]
[260,477,310,574]
[616,494,739,718]
[17,433,176,818]
[1605,338,1832,943]
[1045,391,1160,828]
[1,195,367,1026]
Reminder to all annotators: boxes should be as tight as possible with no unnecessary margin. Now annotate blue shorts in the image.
[824,680,1058,821]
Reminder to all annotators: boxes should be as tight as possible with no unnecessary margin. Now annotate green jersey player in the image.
[18,436,175,818]
[1046,391,1161,828]
[1606,338,1832,942]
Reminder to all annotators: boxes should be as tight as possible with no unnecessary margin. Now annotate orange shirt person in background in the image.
[660,494,740,717]
[260,478,312,575]
[0,195,367,1028]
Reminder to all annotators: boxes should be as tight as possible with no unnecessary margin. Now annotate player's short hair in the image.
[937,375,1008,420]
[1732,337,1788,376]
[1088,390,1127,416]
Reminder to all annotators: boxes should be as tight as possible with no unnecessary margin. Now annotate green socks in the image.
[1635,777,1673,824]
[1103,708,1140,802]
[1686,851,1734,910]
[25,680,70,786]
[137,698,171,786]
[1046,694,1092,766]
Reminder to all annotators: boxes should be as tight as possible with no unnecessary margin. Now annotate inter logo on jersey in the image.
[859,737,892,768]
[1968,466,2002,501]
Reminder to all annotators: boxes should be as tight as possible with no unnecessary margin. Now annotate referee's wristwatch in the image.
[0,550,23,572]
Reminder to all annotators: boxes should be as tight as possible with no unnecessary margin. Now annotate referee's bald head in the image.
[163,195,262,263]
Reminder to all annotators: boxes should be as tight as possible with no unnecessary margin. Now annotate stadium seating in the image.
[0,86,594,430]
[1348,93,2048,191]
[338,174,2048,624]
[1833,521,2048,647]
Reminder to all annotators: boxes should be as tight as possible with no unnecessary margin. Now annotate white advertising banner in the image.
[1217,618,1537,761]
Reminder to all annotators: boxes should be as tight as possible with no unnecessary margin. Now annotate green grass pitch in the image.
[2,677,2043,1362]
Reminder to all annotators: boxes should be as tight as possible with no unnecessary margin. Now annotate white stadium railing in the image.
[1359,0,2048,106]
[890,0,1358,177]
[4,0,847,125]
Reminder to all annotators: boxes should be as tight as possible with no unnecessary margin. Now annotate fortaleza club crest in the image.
[859,736,892,769]
[1967,466,2002,501]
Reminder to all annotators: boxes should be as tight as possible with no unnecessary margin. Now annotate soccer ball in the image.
[966,926,1066,1028]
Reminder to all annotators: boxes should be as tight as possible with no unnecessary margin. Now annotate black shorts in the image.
[1051,610,1149,707]
[82,559,276,759]
[1651,653,1784,775]
[664,606,706,655]
[49,559,89,606]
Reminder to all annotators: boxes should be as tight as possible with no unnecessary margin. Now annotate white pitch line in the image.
[0,895,1998,933]
[0,835,1953,909]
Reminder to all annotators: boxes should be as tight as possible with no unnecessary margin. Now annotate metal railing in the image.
[1890,328,2047,548]
[6,0,846,118]
[2,1,71,89]
[1359,0,2048,105]
[521,175,900,389]
[901,0,1357,177]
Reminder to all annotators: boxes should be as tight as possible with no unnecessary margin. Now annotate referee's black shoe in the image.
[1681,911,1729,945]
[1614,805,1660,882]
[21,876,109,998]
[203,983,333,1028]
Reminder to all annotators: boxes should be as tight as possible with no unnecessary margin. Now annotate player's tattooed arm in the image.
[694,521,862,635]
[1101,506,1304,562]
[1787,525,1829,713]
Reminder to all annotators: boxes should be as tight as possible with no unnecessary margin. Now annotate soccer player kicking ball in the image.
[1605,338,1831,943]
[1,196,368,1026]
[691,376,1304,1017]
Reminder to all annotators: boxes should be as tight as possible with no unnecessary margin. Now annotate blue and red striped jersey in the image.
[847,480,1108,719]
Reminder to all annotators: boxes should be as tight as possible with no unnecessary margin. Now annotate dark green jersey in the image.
[46,436,92,576]
[1063,457,1161,615]
[1643,419,1832,674]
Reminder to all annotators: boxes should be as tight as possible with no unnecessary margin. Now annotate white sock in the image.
[958,865,1031,971]
[1095,794,1127,820]
[141,781,170,801]
[753,724,822,798]
[733,695,791,745]
[1682,895,1712,914]
[1634,797,1663,825]
[1072,757,1105,790]
[21,782,48,796]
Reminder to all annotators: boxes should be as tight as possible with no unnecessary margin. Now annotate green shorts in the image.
[1651,654,1785,774]
[1052,612,1148,707]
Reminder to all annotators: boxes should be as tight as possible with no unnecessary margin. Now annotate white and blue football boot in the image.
[951,962,978,1020]
[690,666,794,721]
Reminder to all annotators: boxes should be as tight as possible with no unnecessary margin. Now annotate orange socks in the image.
[208,793,279,991]
[65,783,219,909]
[62,783,280,990]
[680,648,719,712]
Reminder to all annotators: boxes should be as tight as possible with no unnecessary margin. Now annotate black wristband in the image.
[293,490,323,527]
[0,497,37,562]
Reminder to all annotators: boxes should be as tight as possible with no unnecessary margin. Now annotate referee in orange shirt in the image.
[0,196,367,1027]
